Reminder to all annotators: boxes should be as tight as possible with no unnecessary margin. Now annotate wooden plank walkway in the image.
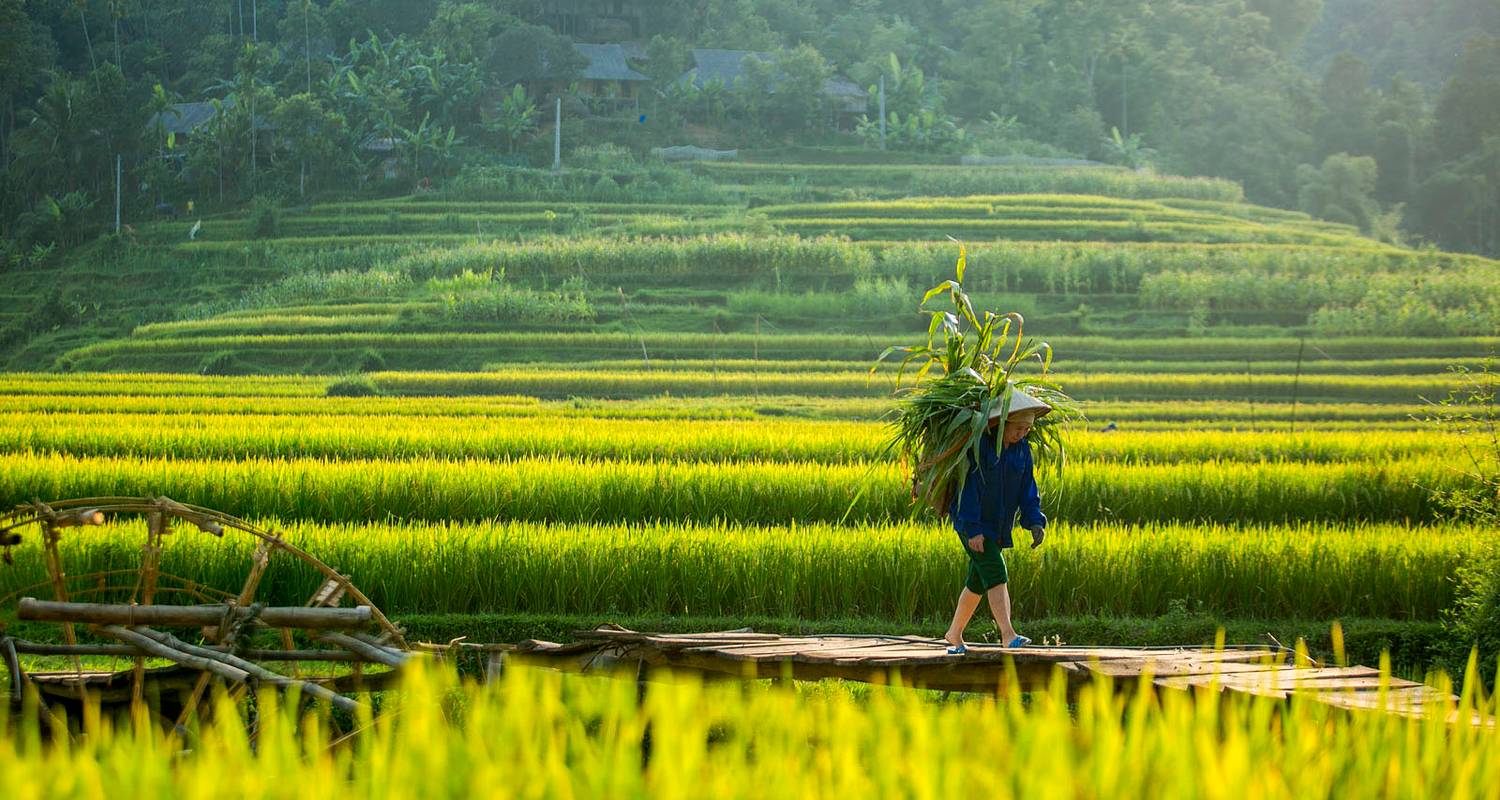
[509,625,1471,723]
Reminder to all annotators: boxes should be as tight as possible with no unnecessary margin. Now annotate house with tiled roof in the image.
[540,42,652,114]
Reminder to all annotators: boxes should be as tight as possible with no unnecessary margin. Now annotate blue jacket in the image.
[948,433,1046,548]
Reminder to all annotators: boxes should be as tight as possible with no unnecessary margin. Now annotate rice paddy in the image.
[0,518,1476,620]
[4,155,1498,795]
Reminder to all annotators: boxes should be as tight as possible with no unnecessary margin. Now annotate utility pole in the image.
[552,97,561,171]
[114,154,121,236]
[878,75,886,151]
[302,0,310,197]
[304,0,312,93]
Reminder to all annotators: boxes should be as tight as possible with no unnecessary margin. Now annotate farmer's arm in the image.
[1018,463,1046,531]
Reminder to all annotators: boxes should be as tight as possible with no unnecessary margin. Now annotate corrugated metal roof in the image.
[574,43,650,82]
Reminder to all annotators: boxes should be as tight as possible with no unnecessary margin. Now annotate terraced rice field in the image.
[2,159,1494,745]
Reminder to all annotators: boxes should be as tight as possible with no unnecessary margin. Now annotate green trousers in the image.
[963,535,1009,593]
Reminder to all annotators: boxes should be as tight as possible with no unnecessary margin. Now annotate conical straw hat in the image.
[987,385,1052,421]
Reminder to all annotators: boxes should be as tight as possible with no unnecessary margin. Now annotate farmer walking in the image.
[942,388,1050,654]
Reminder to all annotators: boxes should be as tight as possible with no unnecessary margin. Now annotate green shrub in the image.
[439,285,594,324]
[197,350,240,375]
[325,374,380,397]
[355,347,386,372]
[249,196,281,239]
[1445,553,1500,686]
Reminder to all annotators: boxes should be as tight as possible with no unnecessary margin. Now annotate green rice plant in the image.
[696,161,1247,201]
[539,356,1491,377]
[0,386,1440,428]
[0,372,323,397]
[0,518,1481,620]
[0,661,1495,799]
[132,314,401,338]
[308,199,732,214]
[773,217,1367,246]
[62,333,1500,374]
[0,410,1472,465]
[214,302,442,319]
[366,369,1454,403]
[0,451,1464,525]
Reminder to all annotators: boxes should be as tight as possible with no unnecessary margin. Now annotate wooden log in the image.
[19,598,372,629]
[317,632,409,668]
[129,627,360,714]
[51,508,105,528]
[97,625,250,684]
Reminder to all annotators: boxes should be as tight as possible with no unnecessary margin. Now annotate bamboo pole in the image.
[129,627,360,713]
[316,632,409,668]
[19,598,372,628]
[10,641,370,661]
[97,626,249,684]
[2,636,22,694]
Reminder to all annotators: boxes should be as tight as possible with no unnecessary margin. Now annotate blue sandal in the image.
[945,643,967,656]
[1006,635,1032,648]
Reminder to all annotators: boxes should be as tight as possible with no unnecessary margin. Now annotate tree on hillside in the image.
[1246,0,1326,55]
[1401,34,1500,253]
[15,71,92,194]
[0,0,52,164]
[1297,152,1381,231]
[742,44,832,136]
[1369,75,1427,203]
[484,23,583,87]
[1315,52,1377,157]
[271,92,347,196]
[423,1,516,65]
[13,64,139,198]
[275,0,336,94]
[487,84,536,154]
[1433,35,1500,164]
[699,0,781,50]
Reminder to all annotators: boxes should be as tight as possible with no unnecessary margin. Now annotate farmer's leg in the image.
[973,538,1019,642]
[985,582,1020,643]
[944,587,983,646]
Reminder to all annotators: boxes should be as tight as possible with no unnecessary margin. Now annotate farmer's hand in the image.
[966,534,985,553]
[1029,526,1045,549]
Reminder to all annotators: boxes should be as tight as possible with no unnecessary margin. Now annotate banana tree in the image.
[488,84,537,154]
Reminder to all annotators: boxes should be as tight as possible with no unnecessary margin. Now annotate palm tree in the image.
[21,72,90,193]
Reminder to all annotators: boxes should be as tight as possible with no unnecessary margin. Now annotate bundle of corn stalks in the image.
[876,245,1080,518]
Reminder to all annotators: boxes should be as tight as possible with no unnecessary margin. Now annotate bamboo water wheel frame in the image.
[0,496,410,723]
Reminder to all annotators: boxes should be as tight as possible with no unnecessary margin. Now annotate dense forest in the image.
[1,0,1498,258]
